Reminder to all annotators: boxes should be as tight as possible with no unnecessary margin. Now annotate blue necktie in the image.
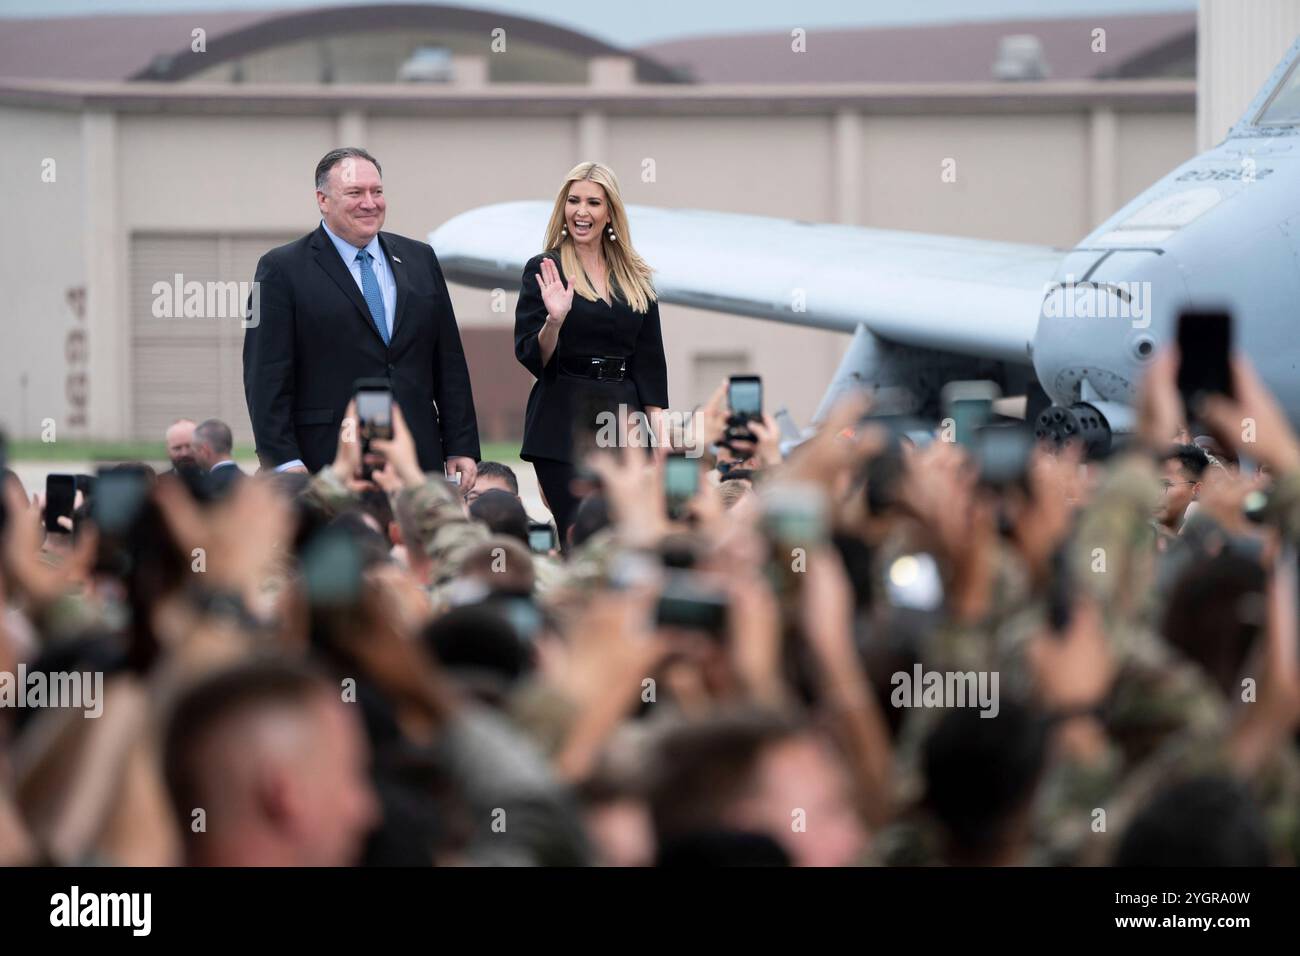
[355,248,390,345]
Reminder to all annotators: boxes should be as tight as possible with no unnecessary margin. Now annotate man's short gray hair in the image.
[315,147,382,191]
[194,418,234,456]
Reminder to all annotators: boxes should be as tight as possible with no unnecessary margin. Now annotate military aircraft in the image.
[430,37,1300,452]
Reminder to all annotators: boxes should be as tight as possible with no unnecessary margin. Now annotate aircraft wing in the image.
[430,201,1063,365]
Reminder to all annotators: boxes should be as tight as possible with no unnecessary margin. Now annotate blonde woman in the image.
[514,162,668,544]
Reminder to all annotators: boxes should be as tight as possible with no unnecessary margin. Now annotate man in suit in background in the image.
[164,418,197,473]
[193,418,244,496]
[243,147,480,487]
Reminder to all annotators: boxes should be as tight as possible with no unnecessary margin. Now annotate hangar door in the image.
[129,233,297,445]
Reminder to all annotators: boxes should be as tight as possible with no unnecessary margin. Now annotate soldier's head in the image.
[1115,774,1271,866]
[649,709,868,867]
[459,537,534,597]
[570,492,611,550]
[1157,443,1209,530]
[922,699,1047,866]
[163,657,379,866]
[391,480,463,587]
[1161,549,1266,698]
[422,600,534,693]
[468,489,529,545]
[465,461,519,503]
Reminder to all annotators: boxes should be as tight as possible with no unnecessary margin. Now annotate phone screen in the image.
[528,524,556,554]
[301,526,364,608]
[44,474,77,533]
[728,377,762,420]
[974,424,1033,488]
[664,453,699,502]
[655,571,729,637]
[356,388,394,440]
[761,482,827,546]
[92,468,149,538]
[1176,310,1234,421]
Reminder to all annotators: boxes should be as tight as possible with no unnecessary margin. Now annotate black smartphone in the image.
[300,525,364,609]
[664,452,699,517]
[760,481,829,602]
[973,423,1034,489]
[726,374,763,446]
[527,520,557,554]
[1045,543,1074,637]
[1176,309,1234,424]
[90,465,154,577]
[74,473,96,500]
[354,378,394,479]
[655,570,729,639]
[354,378,394,443]
[728,375,762,421]
[92,466,151,539]
[44,473,77,533]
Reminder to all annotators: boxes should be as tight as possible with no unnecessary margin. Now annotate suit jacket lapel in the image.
[380,233,410,343]
[310,225,387,346]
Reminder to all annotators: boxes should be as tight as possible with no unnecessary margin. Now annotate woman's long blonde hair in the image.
[543,162,656,314]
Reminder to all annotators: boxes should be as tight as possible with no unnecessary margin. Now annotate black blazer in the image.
[515,252,669,463]
[243,225,480,473]
[205,461,245,497]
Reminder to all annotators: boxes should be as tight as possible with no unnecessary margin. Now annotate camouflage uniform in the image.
[886,452,1241,865]
[531,554,566,597]
[1263,467,1300,542]
[303,465,358,518]
[1039,454,1300,864]
[314,467,630,609]
[1070,453,1164,630]
[390,476,488,581]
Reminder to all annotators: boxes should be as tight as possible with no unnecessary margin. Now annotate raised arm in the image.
[515,255,572,376]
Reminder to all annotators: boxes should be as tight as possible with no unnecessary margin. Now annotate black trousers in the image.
[531,457,581,549]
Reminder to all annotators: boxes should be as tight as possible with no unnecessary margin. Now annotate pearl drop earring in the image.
[607,226,617,242]
[560,224,568,237]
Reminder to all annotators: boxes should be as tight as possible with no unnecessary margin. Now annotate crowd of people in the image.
[1,346,1298,867]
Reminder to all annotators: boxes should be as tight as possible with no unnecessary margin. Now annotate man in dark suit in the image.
[192,418,244,497]
[243,147,480,487]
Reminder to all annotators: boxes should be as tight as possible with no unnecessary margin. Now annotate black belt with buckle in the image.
[560,355,628,382]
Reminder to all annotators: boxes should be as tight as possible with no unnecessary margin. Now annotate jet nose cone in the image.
[1032,249,1184,407]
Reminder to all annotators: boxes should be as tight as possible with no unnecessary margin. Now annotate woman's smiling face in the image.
[565,179,610,247]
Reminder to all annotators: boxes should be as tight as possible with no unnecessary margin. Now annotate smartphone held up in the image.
[725,374,763,450]
[354,378,394,480]
[1175,308,1235,432]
